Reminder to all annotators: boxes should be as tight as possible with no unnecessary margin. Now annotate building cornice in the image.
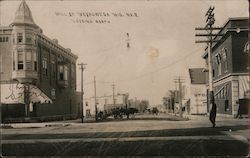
[37,33,78,60]
[213,72,250,85]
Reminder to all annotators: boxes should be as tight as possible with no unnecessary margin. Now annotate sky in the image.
[0,0,248,105]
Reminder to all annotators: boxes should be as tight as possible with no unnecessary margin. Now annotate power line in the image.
[117,46,203,83]
[77,45,204,91]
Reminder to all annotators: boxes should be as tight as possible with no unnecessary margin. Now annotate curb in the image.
[1,123,72,129]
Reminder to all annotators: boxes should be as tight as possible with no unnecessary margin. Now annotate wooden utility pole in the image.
[195,6,222,113]
[0,55,2,130]
[78,63,87,123]
[174,76,185,117]
[0,55,2,158]
[112,84,115,107]
[94,76,97,121]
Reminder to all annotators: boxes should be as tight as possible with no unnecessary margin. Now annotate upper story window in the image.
[59,65,64,80]
[26,50,32,70]
[58,65,68,81]
[34,52,37,71]
[26,33,33,44]
[17,33,23,43]
[51,55,56,80]
[26,37,32,43]
[221,48,228,73]
[42,58,48,76]
[17,51,24,70]
[64,65,68,81]
[244,41,249,53]
[221,48,228,60]
[0,37,8,42]
[13,51,15,70]
[215,53,222,76]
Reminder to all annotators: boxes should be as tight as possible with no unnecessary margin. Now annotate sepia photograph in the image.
[0,0,249,157]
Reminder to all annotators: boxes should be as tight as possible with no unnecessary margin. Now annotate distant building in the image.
[0,0,80,121]
[188,68,207,114]
[84,94,128,116]
[202,17,249,117]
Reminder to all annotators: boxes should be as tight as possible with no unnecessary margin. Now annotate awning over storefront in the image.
[29,85,53,104]
[0,83,52,104]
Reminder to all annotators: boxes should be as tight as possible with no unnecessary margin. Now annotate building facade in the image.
[203,17,249,117]
[188,68,207,115]
[0,0,80,122]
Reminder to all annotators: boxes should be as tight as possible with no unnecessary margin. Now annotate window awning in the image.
[1,83,52,104]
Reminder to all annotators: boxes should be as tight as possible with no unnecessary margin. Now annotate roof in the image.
[189,68,207,84]
[11,0,37,27]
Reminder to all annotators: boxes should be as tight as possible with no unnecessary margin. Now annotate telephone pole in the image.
[94,76,97,121]
[112,84,115,107]
[78,62,87,123]
[195,6,222,112]
[174,76,185,117]
[0,55,2,158]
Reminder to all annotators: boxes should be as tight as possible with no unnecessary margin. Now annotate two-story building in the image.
[0,0,80,122]
[202,17,249,117]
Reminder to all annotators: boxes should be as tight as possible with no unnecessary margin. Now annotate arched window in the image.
[244,41,249,53]
[221,47,228,72]
[221,48,228,61]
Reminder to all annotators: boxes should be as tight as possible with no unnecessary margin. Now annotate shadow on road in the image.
[3,124,249,139]
[3,125,249,156]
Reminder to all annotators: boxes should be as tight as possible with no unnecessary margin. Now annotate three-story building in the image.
[0,0,80,122]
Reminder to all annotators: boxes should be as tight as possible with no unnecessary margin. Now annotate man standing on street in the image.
[209,103,217,128]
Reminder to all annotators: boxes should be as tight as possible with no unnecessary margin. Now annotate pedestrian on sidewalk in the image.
[209,103,217,128]
[236,104,243,119]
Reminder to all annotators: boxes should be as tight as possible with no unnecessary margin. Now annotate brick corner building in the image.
[202,17,249,117]
[0,0,81,122]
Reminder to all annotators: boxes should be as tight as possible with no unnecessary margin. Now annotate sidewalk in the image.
[187,113,250,121]
[2,113,248,129]
[1,113,183,129]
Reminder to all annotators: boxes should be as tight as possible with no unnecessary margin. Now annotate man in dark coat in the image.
[209,103,217,128]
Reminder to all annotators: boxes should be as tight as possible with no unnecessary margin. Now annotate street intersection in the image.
[1,114,250,156]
